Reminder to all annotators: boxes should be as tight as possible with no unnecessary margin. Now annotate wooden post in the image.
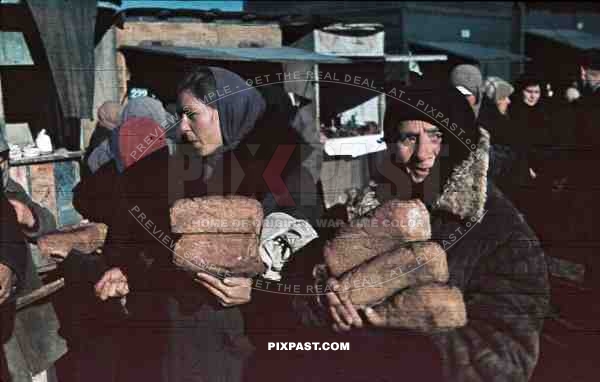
[0,71,4,124]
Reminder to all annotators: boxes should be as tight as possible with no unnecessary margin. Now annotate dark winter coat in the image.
[478,99,519,181]
[288,128,549,382]
[68,68,321,382]
[1,179,67,382]
[509,100,551,178]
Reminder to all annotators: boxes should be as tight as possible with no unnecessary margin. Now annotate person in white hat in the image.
[450,64,484,116]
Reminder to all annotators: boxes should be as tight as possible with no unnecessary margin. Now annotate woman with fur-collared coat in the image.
[289,83,550,382]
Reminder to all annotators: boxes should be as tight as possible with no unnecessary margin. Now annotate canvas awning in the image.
[119,45,355,64]
[526,28,600,50]
[409,40,528,62]
[25,0,97,121]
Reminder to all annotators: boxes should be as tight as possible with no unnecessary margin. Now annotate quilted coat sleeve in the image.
[431,228,550,382]
[4,178,56,239]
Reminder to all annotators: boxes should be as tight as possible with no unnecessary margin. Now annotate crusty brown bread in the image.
[338,241,449,307]
[373,284,467,332]
[37,223,108,256]
[324,233,399,278]
[367,199,431,240]
[324,199,431,277]
[173,233,264,277]
[170,196,263,235]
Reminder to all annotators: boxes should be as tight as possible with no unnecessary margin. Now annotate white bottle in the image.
[36,129,53,154]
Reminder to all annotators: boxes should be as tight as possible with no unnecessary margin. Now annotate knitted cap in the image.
[121,96,176,128]
[384,81,479,165]
[483,77,514,102]
[116,117,167,171]
[450,64,483,96]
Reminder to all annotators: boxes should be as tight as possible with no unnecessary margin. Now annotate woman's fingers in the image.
[195,272,222,289]
[324,277,365,329]
[95,268,128,300]
[363,307,386,328]
[338,292,363,328]
[223,277,253,287]
[195,273,252,307]
[329,305,353,331]
[326,278,356,327]
[332,322,351,333]
[198,281,229,304]
[116,281,129,297]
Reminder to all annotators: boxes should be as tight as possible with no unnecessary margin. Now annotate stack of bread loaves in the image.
[170,196,266,278]
[323,199,467,332]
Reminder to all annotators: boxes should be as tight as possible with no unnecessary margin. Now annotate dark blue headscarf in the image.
[205,67,267,155]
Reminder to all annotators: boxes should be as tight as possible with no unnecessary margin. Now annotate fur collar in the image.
[432,127,490,220]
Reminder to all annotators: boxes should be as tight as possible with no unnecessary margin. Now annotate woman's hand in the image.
[94,267,129,301]
[8,199,35,229]
[324,277,363,332]
[195,272,252,308]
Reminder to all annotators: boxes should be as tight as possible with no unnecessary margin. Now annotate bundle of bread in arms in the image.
[323,199,467,333]
[37,222,108,256]
[170,196,266,278]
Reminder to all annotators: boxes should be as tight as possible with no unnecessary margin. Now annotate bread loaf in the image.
[373,284,467,332]
[324,233,399,278]
[173,233,264,277]
[338,241,448,307]
[170,196,263,235]
[37,223,108,256]
[324,199,431,276]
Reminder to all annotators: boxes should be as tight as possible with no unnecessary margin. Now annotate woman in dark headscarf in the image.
[174,67,321,279]
[167,67,321,382]
[77,66,321,382]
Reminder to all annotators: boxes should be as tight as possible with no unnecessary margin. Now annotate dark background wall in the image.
[245,1,519,81]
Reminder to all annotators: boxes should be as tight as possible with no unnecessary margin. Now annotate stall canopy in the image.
[119,44,381,116]
[409,40,528,63]
[526,28,600,50]
[120,44,447,119]
[120,45,354,64]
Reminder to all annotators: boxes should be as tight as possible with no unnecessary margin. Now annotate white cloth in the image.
[259,212,318,281]
[32,370,47,382]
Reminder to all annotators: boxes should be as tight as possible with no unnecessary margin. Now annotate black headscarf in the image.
[177,67,312,215]
[208,67,267,154]
[380,81,481,204]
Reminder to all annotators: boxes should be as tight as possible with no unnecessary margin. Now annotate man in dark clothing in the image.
[504,74,553,221]
[81,101,123,178]
[0,192,27,382]
[0,131,67,382]
[509,74,550,176]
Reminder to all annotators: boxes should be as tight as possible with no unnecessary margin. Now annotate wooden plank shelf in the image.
[9,148,83,166]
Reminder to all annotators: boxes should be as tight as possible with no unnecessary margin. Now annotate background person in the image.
[0,128,67,382]
[450,64,484,117]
